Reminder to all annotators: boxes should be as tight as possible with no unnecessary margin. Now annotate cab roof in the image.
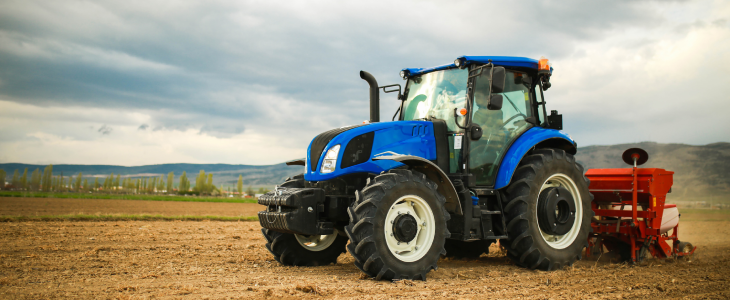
[402,56,551,77]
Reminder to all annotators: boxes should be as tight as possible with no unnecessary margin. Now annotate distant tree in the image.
[246,186,254,197]
[115,174,121,191]
[0,169,6,189]
[237,175,243,196]
[19,168,28,190]
[257,187,270,194]
[206,174,214,194]
[167,172,174,193]
[11,170,19,189]
[193,170,206,193]
[157,175,165,193]
[93,177,99,191]
[29,169,40,191]
[83,179,88,191]
[178,171,189,193]
[41,164,53,192]
[75,172,83,191]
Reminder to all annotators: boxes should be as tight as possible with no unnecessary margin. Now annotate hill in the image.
[575,142,730,204]
[2,142,728,201]
[0,162,306,189]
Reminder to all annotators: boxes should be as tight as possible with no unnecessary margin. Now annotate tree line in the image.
[0,165,269,197]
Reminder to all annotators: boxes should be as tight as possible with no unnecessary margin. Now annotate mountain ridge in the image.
[2,142,728,201]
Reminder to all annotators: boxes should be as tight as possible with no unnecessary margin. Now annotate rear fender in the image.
[372,155,462,215]
[494,127,577,189]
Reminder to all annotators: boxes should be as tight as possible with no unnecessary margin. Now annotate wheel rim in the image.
[537,173,583,249]
[295,229,338,252]
[384,195,436,262]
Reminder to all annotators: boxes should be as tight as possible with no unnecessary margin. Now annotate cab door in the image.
[468,69,535,187]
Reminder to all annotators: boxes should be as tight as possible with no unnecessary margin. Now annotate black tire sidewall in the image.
[372,181,447,276]
[524,156,592,263]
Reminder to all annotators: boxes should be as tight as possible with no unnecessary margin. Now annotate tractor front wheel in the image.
[345,169,450,280]
[502,148,593,270]
[261,228,348,266]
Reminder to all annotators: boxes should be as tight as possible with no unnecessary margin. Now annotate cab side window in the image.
[469,70,534,186]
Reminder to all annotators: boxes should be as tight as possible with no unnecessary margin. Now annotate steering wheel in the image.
[503,113,528,127]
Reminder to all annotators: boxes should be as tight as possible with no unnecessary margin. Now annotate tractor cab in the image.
[398,56,562,186]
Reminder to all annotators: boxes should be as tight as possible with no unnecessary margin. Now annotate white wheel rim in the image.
[537,173,583,250]
[295,229,338,252]
[384,195,436,262]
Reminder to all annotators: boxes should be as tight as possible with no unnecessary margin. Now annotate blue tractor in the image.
[258,56,592,280]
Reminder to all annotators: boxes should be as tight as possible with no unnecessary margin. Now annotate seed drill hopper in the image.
[586,148,696,262]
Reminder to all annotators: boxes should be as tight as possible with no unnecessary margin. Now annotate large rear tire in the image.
[502,148,593,270]
[345,169,450,280]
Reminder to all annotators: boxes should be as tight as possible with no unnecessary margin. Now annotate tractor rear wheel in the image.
[443,239,494,259]
[502,148,593,270]
[345,169,450,280]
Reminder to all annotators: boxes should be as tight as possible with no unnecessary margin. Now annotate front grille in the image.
[309,124,367,172]
[341,131,374,169]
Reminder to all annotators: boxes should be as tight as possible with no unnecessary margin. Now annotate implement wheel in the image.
[345,169,450,280]
[502,148,593,270]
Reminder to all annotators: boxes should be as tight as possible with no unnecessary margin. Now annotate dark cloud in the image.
[138,124,149,130]
[98,125,112,135]
[0,0,673,138]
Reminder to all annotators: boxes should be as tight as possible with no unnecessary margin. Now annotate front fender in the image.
[373,155,462,216]
[494,127,576,189]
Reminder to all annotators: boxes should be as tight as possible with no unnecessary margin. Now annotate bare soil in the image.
[0,218,728,299]
[1,198,729,299]
[0,197,261,217]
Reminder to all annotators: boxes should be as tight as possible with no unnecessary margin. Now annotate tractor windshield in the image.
[401,68,468,132]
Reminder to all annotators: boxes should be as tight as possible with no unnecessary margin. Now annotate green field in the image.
[0,191,258,203]
[678,209,730,221]
[0,214,258,222]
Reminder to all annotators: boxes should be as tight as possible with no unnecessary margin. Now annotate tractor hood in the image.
[304,121,438,182]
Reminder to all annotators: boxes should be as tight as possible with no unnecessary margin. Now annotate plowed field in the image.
[0,197,260,217]
[1,198,729,299]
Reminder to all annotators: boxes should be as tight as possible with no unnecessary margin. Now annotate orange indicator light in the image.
[538,56,551,71]
[458,108,468,116]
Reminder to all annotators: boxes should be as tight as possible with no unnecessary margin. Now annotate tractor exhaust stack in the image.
[360,70,379,123]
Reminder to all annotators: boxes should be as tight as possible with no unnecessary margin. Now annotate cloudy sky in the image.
[0,0,728,166]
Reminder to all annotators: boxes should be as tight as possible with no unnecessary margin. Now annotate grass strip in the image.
[0,191,257,203]
[0,214,259,222]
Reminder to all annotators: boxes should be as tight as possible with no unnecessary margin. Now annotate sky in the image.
[0,0,728,166]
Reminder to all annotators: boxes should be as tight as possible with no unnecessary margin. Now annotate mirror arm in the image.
[392,106,401,121]
[453,108,468,130]
[380,84,404,100]
[537,81,550,128]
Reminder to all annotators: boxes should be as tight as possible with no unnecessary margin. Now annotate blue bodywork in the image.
[403,56,552,77]
[304,56,572,190]
[304,121,438,182]
[493,127,575,189]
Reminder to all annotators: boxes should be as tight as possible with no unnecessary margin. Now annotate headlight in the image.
[399,70,409,79]
[320,144,340,174]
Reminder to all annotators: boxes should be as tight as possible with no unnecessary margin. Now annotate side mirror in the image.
[469,124,483,140]
[488,94,503,110]
[491,67,506,93]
